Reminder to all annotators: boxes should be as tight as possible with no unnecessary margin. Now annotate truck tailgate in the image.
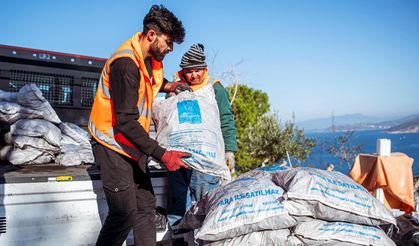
[0,164,169,245]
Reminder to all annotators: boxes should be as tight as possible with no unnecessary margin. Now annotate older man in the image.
[167,43,238,245]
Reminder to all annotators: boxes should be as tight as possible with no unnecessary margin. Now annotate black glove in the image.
[164,82,192,94]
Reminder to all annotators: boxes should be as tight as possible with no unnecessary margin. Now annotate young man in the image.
[89,5,190,246]
[167,43,238,245]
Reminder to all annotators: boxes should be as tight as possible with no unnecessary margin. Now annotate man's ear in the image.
[146,30,158,42]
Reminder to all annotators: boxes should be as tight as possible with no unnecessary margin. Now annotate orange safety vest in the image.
[175,69,221,91]
[88,32,164,160]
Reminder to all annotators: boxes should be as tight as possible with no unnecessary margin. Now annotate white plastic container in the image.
[376,138,391,156]
[375,138,392,204]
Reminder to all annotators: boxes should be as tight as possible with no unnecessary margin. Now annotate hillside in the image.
[324,114,419,132]
[386,115,419,133]
[297,113,419,133]
[296,114,387,131]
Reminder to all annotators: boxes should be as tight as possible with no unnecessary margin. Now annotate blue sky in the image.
[1,0,418,121]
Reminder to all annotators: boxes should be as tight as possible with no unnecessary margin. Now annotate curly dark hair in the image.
[143,5,185,44]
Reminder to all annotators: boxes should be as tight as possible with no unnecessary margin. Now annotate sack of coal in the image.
[203,229,291,246]
[273,167,396,226]
[153,85,230,181]
[10,119,61,147]
[16,84,61,124]
[294,219,396,246]
[193,177,297,241]
[0,145,54,165]
[237,164,288,180]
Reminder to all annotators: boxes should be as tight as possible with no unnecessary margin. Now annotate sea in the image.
[298,130,419,176]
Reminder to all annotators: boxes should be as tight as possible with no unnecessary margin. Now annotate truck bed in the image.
[0,44,171,245]
[0,163,99,183]
[0,162,165,183]
[0,163,169,245]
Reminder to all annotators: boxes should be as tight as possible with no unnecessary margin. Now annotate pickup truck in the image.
[0,45,169,245]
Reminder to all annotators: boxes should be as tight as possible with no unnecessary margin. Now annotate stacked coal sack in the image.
[0,84,93,166]
[180,166,397,245]
[179,165,301,245]
[2,119,61,165]
[56,122,94,166]
[0,84,61,124]
[274,167,397,245]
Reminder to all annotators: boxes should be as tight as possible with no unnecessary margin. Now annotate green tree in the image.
[240,114,316,172]
[226,85,269,172]
[226,85,315,173]
[227,84,270,140]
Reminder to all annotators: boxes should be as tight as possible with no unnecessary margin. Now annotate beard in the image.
[150,39,165,62]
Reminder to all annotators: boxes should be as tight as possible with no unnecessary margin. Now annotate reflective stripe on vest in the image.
[89,32,164,160]
[89,121,142,159]
[98,69,110,98]
[96,50,152,120]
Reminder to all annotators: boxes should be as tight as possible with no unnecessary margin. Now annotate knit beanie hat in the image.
[180,43,207,68]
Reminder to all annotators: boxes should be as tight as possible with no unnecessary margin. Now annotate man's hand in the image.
[163,82,192,94]
[161,150,191,171]
[225,152,235,173]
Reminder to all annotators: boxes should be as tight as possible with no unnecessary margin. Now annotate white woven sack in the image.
[55,146,94,166]
[59,122,91,146]
[4,132,60,153]
[195,177,297,241]
[10,119,61,147]
[0,90,18,102]
[177,165,289,231]
[177,193,207,231]
[238,164,288,180]
[286,236,305,246]
[273,167,396,226]
[16,84,61,124]
[60,134,79,145]
[294,219,396,246]
[0,102,42,124]
[55,135,94,166]
[153,85,230,181]
[203,229,290,246]
[0,145,54,165]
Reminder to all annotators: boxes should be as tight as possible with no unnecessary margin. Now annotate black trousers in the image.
[93,143,156,246]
